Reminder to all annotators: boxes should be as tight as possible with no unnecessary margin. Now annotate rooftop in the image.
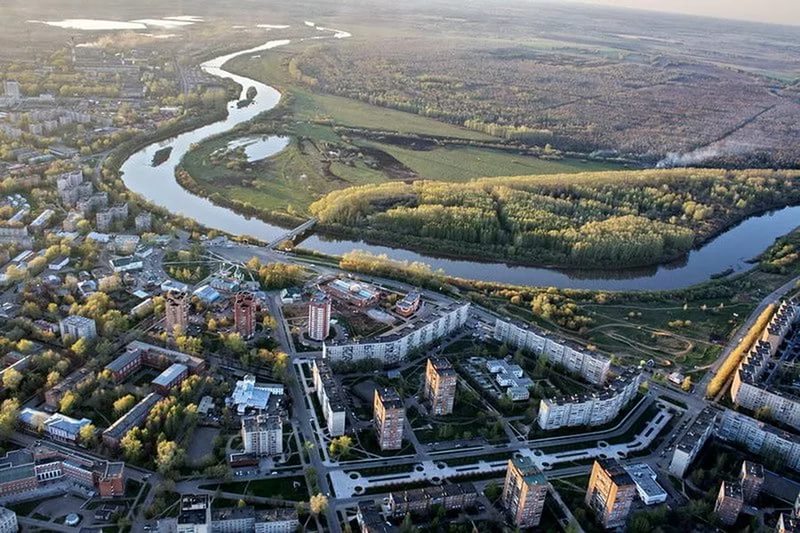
[152,363,187,387]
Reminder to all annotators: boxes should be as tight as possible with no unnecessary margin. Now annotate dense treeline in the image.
[311,169,800,269]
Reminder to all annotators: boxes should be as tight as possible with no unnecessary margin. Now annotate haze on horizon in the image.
[565,0,800,26]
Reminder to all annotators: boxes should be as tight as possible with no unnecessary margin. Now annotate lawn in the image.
[362,141,620,181]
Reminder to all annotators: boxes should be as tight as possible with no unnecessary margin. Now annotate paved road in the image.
[694,273,800,398]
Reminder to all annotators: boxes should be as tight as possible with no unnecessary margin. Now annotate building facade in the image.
[717,409,800,473]
[584,459,636,529]
[312,359,347,436]
[537,371,641,430]
[165,290,190,334]
[714,481,743,526]
[307,294,331,341]
[234,291,257,339]
[424,357,457,416]
[374,387,405,451]
[323,303,470,366]
[58,315,97,342]
[501,457,548,528]
[669,407,718,478]
[740,461,764,503]
[494,319,611,385]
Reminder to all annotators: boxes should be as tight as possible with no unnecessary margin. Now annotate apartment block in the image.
[537,370,641,430]
[241,414,283,456]
[58,315,97,342]
[494,318,610,384]
[323,302,469,366]
[102,392,163,448]
[669,407,719,478]
[374,387,405,451]
[307,293,331,341]
[585,459,636,529]
[312,359,347,436]
[233,291,257,339]
[502,457,548,527]
[165,290,190,334]
[714,481,743,526]
[424,357,457,415]
[717,409,800,472]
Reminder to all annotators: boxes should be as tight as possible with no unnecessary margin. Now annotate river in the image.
[118,36,800,292]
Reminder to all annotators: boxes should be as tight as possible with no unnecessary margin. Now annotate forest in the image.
[311,169,800,269]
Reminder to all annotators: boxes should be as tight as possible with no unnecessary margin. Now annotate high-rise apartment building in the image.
[241,414,283,456]
[374,387,405,451]
[424,357,457,416]
[233,291,257,339]
[308,293,331,341]
[740,461,764,503]
[714,481,743,526]
[584,459,636,529]
[501,457,548,528]
[165,290,189,335]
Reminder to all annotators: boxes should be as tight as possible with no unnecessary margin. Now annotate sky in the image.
[569,0,800,26]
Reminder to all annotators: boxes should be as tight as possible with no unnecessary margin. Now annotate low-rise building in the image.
[388,483,477,516]
[537,370,642,430]
[0,443,124,499]
[151,363,188,394]
[487,359,534,401]
[623,463,667,505]
[357,502,397,533]
[312,359,347,436]
[45,368,93,408]
[104,341,205,383]
[395,291,421,317]
[229,375,283,415]
[19,408,92,444]
[103,393,163,448]
[109,255,143,273]
[59,315,97,342]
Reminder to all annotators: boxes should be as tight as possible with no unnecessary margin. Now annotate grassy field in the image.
[177,44,625,216]
[362,141,620,181]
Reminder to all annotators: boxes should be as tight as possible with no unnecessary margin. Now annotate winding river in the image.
[119,36,800,292]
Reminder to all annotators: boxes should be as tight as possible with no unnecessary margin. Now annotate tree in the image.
[79,423,97,446]
[120,430,143,462]
[681,376,692,392]
[71,338,88,356]
[309,493,328,516]
[2,368,23,390]
[0,398,20,439]
[59,390,78,414]
[114,394,137,416]
[156,439,184,474]
[484,481,502,502]
[328,435,353,459]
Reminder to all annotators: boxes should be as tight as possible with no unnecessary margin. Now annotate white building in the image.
[59,315,97,342]
[323,302,469,366]
[230,375,283,416]
[623,463,667,505]
[669,407,718,478]
[717,409,800,472]
[537,371,642,430]
[312,359,346,436]
[494,319,610,385]
[307,293,331,341]
[241,414,283,456]
[3,81,20,99]
[0,507,17,533]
